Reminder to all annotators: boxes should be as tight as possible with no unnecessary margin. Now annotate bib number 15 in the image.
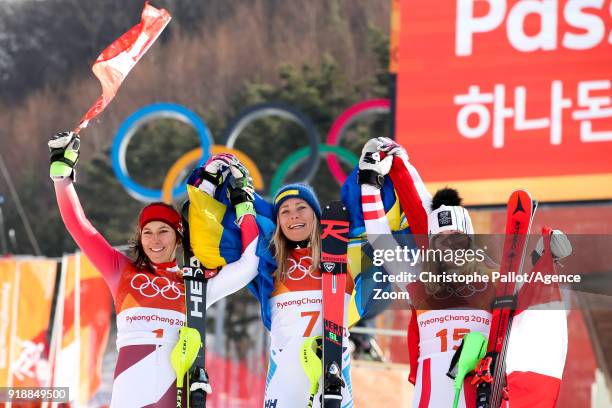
[436,328,470,352]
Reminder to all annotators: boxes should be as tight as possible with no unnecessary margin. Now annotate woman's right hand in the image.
[187,153,237,195]
[49,131,80,181]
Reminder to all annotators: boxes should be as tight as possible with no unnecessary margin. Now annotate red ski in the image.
[474,190,537,408]
[320,201,349,408]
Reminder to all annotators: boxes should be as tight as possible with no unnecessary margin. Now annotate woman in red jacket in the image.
[49,131,260,407]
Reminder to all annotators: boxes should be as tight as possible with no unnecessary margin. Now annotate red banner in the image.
[51,254,112,405]
[396,0,612,204]
[0,258,57,389]
[77,2,171,130]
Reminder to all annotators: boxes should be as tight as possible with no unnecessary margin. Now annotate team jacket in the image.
[54,178,259,407]
[360,155,567,408]
[264,247,355,408]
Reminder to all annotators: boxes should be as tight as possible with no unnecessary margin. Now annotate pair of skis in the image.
[473,190,537,408]
[320,201,350,408]
[171,201,212,408]
[298,201,351,407]
[299,201,351,408]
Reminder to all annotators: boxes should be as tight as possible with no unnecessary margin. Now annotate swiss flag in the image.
[77,2,171,129]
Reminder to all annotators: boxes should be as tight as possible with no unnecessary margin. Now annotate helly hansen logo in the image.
[438,211,452,227]
[264,399,278,408]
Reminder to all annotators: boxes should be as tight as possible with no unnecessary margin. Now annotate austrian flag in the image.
[77,2,171,130]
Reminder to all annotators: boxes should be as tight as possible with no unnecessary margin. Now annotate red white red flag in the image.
[77,2,171,130]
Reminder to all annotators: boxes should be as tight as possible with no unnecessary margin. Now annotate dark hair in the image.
[431,187,463,211]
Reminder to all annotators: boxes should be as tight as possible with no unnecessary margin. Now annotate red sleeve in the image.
[54,179,129,295]
[239,213,258,251]
[408,305,420,385]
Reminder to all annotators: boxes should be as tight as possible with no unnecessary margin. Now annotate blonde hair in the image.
[271,212,321,282]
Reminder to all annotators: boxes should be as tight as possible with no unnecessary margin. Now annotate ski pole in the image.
[446,331,488,408]
[300,336,323,408]
[171,326,202,408]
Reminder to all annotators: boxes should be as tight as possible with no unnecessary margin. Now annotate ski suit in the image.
[263,246,355,408]
[360,151,567,408]
[361,180,495,408]
[54,178,260,407]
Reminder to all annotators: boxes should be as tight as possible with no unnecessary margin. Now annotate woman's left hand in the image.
[187,153,237,195]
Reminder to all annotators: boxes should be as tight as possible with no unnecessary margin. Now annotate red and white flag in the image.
[77,2,171,130]
[503,230,568,407]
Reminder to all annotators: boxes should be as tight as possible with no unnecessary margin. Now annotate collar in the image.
[288,239,310,249]
[152,260,179,272]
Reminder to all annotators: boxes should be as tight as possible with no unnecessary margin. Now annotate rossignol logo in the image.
[438,210,453,227]
[320,220,349,243]
[323,262,335,272]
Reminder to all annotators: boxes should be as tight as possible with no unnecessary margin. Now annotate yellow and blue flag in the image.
[187,181,277,330]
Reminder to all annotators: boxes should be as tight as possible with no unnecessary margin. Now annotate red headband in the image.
[139,204,183,236]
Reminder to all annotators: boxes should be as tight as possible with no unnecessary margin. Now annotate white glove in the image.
[204,153,235,179]
[359,137,394,176]
[190,153,236,196]
[534,229,572,260]
[379,138,409,163]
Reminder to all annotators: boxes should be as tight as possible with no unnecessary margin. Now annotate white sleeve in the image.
[205,237,259,309]
[361,184,419,289]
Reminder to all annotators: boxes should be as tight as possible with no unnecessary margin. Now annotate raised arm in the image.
[358,138,430,283]
[206,213,259,308]
[197,156,261,308]
[50,132,129,294]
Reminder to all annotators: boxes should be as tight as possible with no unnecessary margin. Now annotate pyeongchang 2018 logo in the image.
[130,273,183,300]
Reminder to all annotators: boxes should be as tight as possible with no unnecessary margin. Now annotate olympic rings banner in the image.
[111,100,390,203]
[396,0,612,205]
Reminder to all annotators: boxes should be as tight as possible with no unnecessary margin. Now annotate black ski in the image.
[181,201,212,407]
[321,201,350,408]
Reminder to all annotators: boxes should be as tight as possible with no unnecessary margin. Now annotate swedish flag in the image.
[187,182,277,330]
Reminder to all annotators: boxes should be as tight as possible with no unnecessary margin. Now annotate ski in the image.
[180,201,213,407]
[474,190,537,408]
[320,201,350,408]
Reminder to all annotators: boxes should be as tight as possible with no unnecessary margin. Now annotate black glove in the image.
[49,131,80,181]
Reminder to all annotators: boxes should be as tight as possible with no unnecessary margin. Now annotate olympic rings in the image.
[269,145,359,196]
[130,273,183,300]
[221,102,320,182]
[286,256,321,281]
[111,103,213,202]
[325,99,390,184]
[112,99,391,203]
[161,146,265,204]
